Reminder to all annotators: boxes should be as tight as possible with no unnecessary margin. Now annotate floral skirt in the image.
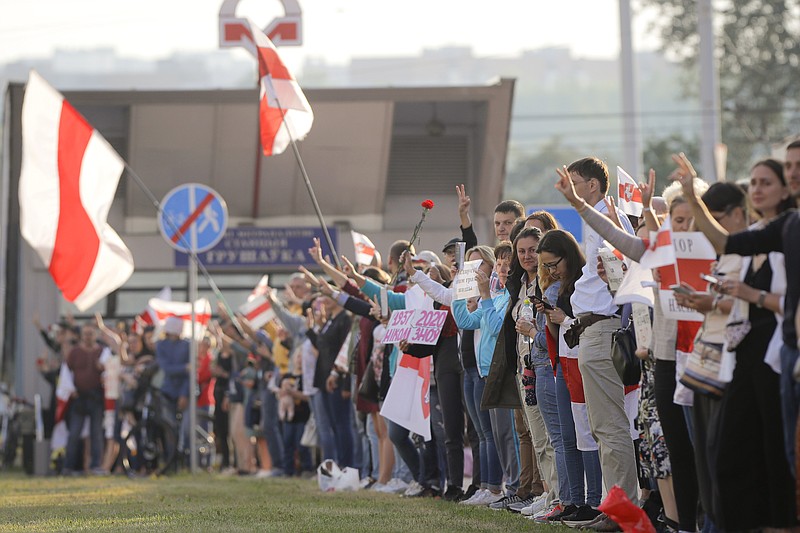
[637,357,671,479]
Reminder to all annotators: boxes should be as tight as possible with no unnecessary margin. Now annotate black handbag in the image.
[358,360,379,403]
[611,317,641,386]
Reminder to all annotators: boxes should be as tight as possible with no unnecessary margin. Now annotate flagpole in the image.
[122,162,246,337]
[267,91,342,270]
[287,138,342,270]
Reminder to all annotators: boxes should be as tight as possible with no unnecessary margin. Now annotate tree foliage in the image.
[642,133,701,193]
[504,137,584,205]
[638,0,800,176]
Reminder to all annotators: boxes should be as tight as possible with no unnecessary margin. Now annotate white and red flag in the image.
[19,71,134,311]
[616,166,643,217]
[638,216,675,270]
[147,298,212,340]
[239,294,276,329]
[351,230,377,267]
[247,275,270,302]
[248,20,313,156]
[380,353,432,440]
[132,286,172,334]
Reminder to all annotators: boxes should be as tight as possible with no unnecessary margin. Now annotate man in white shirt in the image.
[557,157,639,507]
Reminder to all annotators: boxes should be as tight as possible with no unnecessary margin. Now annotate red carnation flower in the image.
[421,199,435,210]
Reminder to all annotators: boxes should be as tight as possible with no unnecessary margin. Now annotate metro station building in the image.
[1,79,514,397]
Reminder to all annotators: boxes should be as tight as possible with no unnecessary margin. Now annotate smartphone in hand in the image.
[670,284,694,296]
[530,294,555,310]
[699,273,720,285]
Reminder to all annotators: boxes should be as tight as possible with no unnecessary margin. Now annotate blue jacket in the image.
[452,288,509,378]
[156,338,190,401]
[361,278,405,377]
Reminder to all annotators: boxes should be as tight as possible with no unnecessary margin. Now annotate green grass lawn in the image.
[0,472,574,532]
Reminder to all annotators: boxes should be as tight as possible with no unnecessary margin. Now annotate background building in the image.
[1,79,515,397]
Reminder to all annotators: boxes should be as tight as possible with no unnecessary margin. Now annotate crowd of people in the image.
[29,143,800,532]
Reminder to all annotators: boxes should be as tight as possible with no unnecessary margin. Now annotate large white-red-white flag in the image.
[239,294,276,329]
[616,166,643,217]
[147,297,212,340]
[248,20,313,156]
[132,286,172,334]
[638,216,675,270]
[380,353,432,440]
[351,230,377,266]
[19,71,134,311]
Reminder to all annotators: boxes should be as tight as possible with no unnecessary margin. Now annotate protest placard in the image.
[381,309,448,345]
[453,259,482,300]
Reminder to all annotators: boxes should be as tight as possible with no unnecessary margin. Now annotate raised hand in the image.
[308,237,324,265]
[639,168,656,208]
[670,152,699,198]
[475,268,490,298]
[555,165,583,207]
[298,265,321,287]
[401,250,416,277]
[603,196,623,229]
[368,296,383,321]
[456,184,471,220]
[318,279,335,297]
[340,255,356,277]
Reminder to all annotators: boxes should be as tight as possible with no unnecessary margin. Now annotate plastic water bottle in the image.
[520,298,535,339]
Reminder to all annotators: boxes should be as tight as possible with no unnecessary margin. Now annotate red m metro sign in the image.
[219,0,303,51]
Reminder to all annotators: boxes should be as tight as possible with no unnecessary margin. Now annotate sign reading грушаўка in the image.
[175,226,338,269]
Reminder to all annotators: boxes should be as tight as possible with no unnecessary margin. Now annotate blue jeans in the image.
[463,367,502,490]
[489,407,519,495]
[260,387,284,474]
[65,390,104,471]
[321,384,355,467]
[427,384,446,489]
[535,360,569,504]
[780,344,800,475]
[282,420,312,475]
[366,414,380,480]
[310,393,336,462]
[555,362,602,507]
[387,418,420,483]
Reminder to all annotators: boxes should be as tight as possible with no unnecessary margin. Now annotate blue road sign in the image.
[527,205,584,244]
[158,183,229,254]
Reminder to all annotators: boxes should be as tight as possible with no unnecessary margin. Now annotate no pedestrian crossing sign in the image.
[158,183,229,254]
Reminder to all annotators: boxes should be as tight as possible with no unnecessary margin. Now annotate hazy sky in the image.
[0,0,659,68]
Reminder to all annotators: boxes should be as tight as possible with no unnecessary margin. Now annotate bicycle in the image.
[0,385,35,471]
[174,409,216,472]
[117,366,216,476]
[118,380,177,478]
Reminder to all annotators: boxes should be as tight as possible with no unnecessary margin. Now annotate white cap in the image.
[411,250,442,266]
[164,316,184,336]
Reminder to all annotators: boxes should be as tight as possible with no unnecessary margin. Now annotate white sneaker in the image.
[371,482,396,493]
[520,494,548,516]
[481,491,504,506]
[528,500,560,521]
[387,478,409,494]
[460,488,488,505]
[402,480,425,497]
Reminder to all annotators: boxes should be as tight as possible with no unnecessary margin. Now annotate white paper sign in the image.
[631,302,652,351]
[453,259,482,300]
[598,247,626,291]
[381,309,448,345]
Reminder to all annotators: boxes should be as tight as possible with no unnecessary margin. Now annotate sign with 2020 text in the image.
[381,309,449,346]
